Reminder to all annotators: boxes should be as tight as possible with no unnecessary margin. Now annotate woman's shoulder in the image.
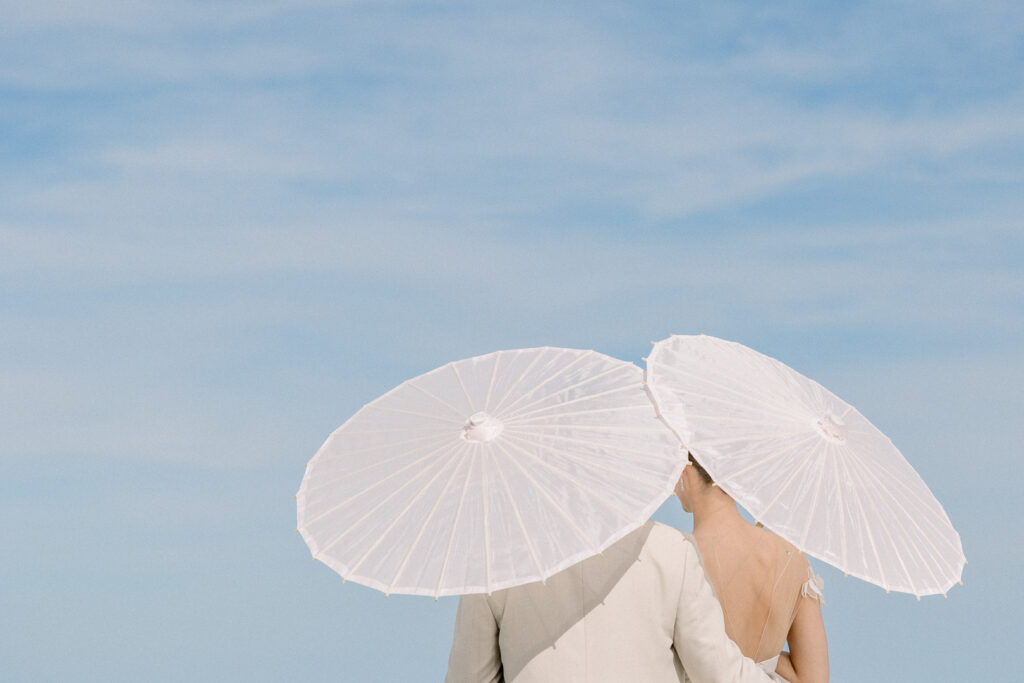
[753,525,805,558]
[753,527,826,604]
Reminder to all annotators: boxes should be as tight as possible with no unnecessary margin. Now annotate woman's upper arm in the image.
[786,593,829,683]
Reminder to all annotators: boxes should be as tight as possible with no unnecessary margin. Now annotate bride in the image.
[676,453,829,683]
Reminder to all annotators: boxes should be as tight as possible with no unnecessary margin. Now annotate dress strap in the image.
[751,547,797,661]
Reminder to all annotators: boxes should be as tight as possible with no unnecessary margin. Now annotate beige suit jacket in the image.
[444,522,778,683]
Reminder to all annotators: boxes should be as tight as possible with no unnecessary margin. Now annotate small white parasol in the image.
[645,334,965,598]
[297,347,685,598]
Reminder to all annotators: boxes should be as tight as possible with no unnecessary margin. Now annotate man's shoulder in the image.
[646,520,697,546]
[642,522,700,564]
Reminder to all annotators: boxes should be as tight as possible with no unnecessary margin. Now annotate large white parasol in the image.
[645,334,965,598]
[297,347,685,598]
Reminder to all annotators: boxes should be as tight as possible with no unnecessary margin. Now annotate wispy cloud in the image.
[4,1,1022,218]
[3,216,1019,470]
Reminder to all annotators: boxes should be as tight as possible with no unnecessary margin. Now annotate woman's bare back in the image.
[694,522,814,663]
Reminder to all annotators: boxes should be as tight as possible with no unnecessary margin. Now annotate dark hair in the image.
[687,452,714,485]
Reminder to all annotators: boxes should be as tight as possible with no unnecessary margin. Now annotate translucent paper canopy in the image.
[646,334,965,597]
[297,347,685,597]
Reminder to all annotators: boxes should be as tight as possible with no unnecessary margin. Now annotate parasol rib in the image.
[666,412,813,427]
[450,363,477,414]
[312,445,460,558]
[831,439,848,570]
[856,461,961,558]
[386,443,473,593]
[349,445,467,575]
[836,451,889,591]
[506,423,667,435]
[851,447,956,536]
[506,383,640,422]
[750,452,817,522]
[480,448,492,593]
[507,402,652,424]
[499,437,640,525]
[494,351,591,415]
[503,364,631,420]
[301,439,455,529]
[842,435,960,544]
[407,381,470,419]
[652,381,808,428]
[690,430,811,448]
[652,361,802,424]
[850,456,928,593]
[503,427,674,460]
[704,337,822,414]
[489,348,550,414]
[705,432,819,483]
[362,403,464,425]
[493,440,598,550]
[339,426,457,435]
[504,431,672,488]
[303,434,453,495]
[852,462,931,595]
[842,426,884,439]
[490,452,546,580]
[319,430,452,458]
[873,487,949,593]
[435,452,477,597]
[798,438,830,548]
[483,350,502,411]
[845,453,959,584]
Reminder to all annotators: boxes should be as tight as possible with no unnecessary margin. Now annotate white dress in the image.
[758,656,781,675]
[682,534,825,683]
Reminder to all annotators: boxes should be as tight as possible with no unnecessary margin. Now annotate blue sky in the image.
[2,1,1022,680]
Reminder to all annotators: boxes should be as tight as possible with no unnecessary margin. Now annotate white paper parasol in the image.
[645,334,965,597]
[297,347,685,598]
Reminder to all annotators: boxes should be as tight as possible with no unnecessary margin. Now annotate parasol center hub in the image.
[462,411,504,442]
[814,413,846,443]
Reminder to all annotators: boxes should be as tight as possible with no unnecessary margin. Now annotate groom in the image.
[445,521,781,682]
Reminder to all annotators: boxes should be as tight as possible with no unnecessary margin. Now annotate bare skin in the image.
[676,462,829,683]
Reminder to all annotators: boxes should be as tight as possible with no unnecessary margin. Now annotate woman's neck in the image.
[691,490,746,534]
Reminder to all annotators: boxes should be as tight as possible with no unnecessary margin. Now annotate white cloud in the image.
[3,0,1022,232]
[2,213,1020,470]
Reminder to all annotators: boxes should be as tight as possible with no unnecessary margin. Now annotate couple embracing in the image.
[444,453,829,683]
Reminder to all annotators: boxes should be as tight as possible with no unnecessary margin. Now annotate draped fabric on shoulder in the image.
[695,527,821,665]
[801,568,826,606]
